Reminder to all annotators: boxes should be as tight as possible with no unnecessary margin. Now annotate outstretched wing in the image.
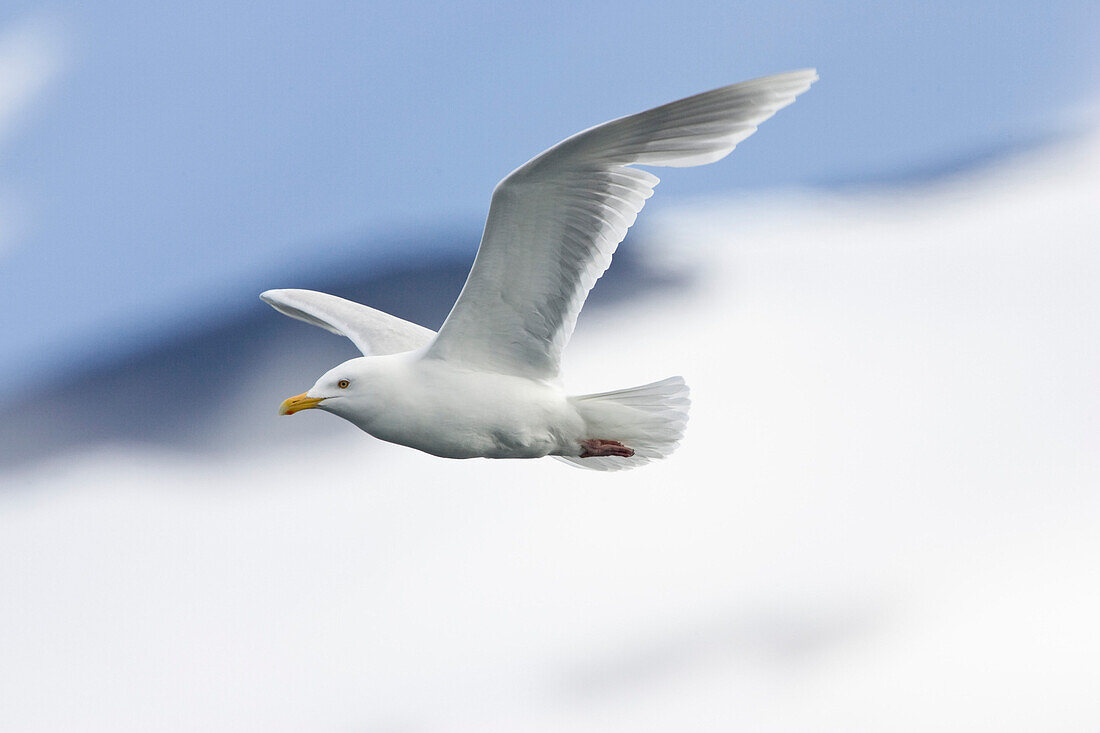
[260,289,435,356]
[424,69,818,379]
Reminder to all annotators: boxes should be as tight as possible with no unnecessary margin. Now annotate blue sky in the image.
[1,0,1098,388]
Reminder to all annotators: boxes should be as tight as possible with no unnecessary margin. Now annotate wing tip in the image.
[737,68,819,96]
[771,67,818,83]
[260,288,308,306]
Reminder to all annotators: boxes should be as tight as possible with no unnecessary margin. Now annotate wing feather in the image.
[260,289,435,356]
[425,70,818,378]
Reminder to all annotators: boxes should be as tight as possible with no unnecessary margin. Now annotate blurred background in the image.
[2,1,1099,730]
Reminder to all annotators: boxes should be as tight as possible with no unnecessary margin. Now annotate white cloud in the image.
[0,12,65,143]
[0,11,66,257]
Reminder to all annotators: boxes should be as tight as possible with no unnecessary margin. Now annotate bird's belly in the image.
[361,370,581,460]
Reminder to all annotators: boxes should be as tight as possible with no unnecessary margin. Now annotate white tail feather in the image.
[557,376,690,471]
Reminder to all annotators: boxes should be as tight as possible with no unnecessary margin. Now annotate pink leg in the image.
[579,439,635,458]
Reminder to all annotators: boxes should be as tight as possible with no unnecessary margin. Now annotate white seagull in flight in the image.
[262,69,817,470]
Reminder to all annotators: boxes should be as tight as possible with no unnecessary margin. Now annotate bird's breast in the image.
[355,360,582,459]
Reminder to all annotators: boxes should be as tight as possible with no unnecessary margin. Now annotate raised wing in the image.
[260,289,435,356]
[424,69,818,379]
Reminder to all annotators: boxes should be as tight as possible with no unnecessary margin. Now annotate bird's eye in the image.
[337,379,350,389]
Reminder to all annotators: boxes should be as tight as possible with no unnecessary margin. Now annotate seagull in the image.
[262,69,817,470]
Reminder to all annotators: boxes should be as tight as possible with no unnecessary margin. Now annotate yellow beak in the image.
[279,392,325,415]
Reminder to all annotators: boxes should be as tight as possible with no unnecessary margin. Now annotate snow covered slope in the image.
[1,133,1098,731]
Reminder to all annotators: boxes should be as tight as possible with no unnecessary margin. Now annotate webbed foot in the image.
[579,439,635,458]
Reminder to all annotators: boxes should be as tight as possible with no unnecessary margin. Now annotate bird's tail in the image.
[558,376,690,471]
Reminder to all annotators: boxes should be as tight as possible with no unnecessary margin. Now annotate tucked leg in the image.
[579,439,635,458]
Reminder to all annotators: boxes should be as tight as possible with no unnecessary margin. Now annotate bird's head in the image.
[278,356,374,418]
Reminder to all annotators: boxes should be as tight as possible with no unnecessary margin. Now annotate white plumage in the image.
[263,69,817,470]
